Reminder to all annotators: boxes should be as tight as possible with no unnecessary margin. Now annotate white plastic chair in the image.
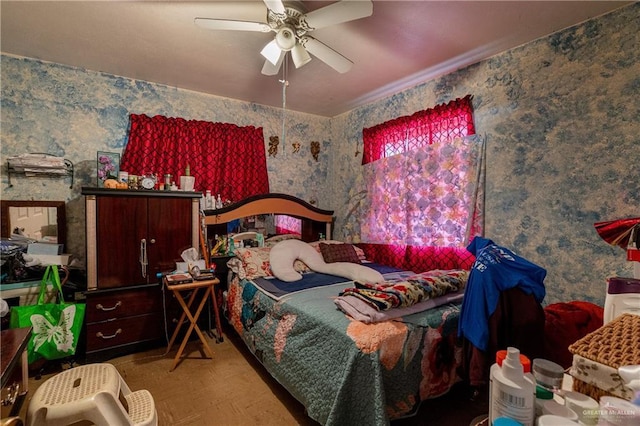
[26,363,157,426]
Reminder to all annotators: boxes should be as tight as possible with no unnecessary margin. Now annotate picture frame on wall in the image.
[96,151,120,187]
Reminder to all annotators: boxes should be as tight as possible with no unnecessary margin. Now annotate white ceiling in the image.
[0,1,631,117]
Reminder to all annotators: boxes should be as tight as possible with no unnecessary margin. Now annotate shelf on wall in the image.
[7,154,74,188]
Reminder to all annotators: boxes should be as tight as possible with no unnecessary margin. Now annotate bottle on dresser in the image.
[205,190,213,209]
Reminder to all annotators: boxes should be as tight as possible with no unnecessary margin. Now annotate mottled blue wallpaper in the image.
[2,3,638,306]
[1,58,330,263]
[331,3,640,305]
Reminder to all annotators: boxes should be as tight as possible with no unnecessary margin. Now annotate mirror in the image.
[1,200,67,249]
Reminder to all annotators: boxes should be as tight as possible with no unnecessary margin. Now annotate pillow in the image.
[270,240,325,282]
[319,262,384,283]
[269,239,384,283]
[232,247,310,280]
[264,233,301,247]
[232,247,273,279]
[319,242,361,264]
[309,240,367,262]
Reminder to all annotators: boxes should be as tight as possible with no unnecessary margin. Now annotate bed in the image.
[202,194,470,425]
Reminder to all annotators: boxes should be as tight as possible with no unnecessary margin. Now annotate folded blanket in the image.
[338,269,469,312]
[335,290,465,324]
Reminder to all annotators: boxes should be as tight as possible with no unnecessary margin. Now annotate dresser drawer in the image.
[86,286,163,323]
[86,312,165,351]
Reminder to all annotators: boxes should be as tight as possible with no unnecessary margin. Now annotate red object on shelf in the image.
[594,217,640,249]
[628,248,640,262]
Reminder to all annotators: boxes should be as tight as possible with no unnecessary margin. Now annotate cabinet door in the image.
[147,197,192,278]
[96,197,148,288]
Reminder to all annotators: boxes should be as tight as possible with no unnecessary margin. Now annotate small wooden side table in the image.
[164,277,222,372]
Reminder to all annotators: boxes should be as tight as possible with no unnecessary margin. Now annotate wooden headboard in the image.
[202,193,334,242]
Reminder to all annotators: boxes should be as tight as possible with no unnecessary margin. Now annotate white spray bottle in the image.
[489,347,536,426]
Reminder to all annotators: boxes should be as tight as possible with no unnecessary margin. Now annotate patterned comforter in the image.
[225,271,463,425]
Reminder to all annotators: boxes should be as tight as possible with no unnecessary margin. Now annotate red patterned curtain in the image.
[362,95,475,164]
[120,114,269,201]
[361,96,484,247]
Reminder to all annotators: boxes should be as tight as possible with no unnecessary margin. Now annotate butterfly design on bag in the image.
[30,305,77,354]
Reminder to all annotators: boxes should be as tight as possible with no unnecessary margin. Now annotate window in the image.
[121,114,269,201]
[361,96,484,247]
[275,215,302,235]
[363,96,475,164]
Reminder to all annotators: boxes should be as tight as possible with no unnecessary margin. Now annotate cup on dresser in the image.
[180,175,195,191]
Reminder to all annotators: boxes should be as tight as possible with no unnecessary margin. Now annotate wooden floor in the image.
[20,327,488,425]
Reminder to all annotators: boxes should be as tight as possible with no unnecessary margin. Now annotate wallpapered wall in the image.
[330,3,639,305]
[2,3,638,305]
[1,60,330,264]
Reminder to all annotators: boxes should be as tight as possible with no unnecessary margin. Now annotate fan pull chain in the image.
[279,58,289,150]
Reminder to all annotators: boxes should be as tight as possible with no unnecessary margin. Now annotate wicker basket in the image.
[571,377,617,401]
[568,313,640,401]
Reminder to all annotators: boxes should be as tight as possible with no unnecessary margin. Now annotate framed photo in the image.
[96,151,120,187]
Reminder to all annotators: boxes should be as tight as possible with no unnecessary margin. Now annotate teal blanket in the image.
[226,274,463,425]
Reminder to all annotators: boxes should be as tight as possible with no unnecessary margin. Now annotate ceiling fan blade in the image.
[262,51,285,76]
[301,37,353,73]
[302,0,373,30]
[261,39,283,65]
[263,0,286,15]
[194,17,271,32]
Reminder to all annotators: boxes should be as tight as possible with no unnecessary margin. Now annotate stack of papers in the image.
[165,273,193,284]
[7,153,68,175]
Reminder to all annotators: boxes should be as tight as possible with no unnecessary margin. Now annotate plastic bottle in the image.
[536,414,580,425]
[489,347,536,426]
[534,386,554,419]
[228,235,235,255]
[540,400,578,422]
[490,349,534,422]
[494,418,521,426]
[563,391,599,425]
[599,396,640,425]
[216,194,223,209]
[205,190,213,210]
[532,358,564,420]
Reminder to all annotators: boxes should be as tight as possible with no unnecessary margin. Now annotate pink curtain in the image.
[120,114,269,202]
[363,95,475,164]
[361,96,483,247]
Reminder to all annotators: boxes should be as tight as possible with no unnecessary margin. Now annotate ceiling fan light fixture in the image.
[196,0,374,76]
[291,43,311,68]
[261,39,282,65]
[275,26,296,51]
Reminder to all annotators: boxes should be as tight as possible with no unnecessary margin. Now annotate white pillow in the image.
[270,239,325,282]
[269,239,384,283]
[317,262,384,283]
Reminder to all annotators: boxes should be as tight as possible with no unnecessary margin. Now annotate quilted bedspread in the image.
[226,273,463,425]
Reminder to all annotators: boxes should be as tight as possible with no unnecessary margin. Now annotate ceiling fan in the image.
[195,0,373,76]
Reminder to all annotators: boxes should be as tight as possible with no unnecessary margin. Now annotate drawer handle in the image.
[96,301,122,312]
[96,329,122,340]
[1,382,20,406]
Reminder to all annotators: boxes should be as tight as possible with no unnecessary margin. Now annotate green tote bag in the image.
[9,265,86,364]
